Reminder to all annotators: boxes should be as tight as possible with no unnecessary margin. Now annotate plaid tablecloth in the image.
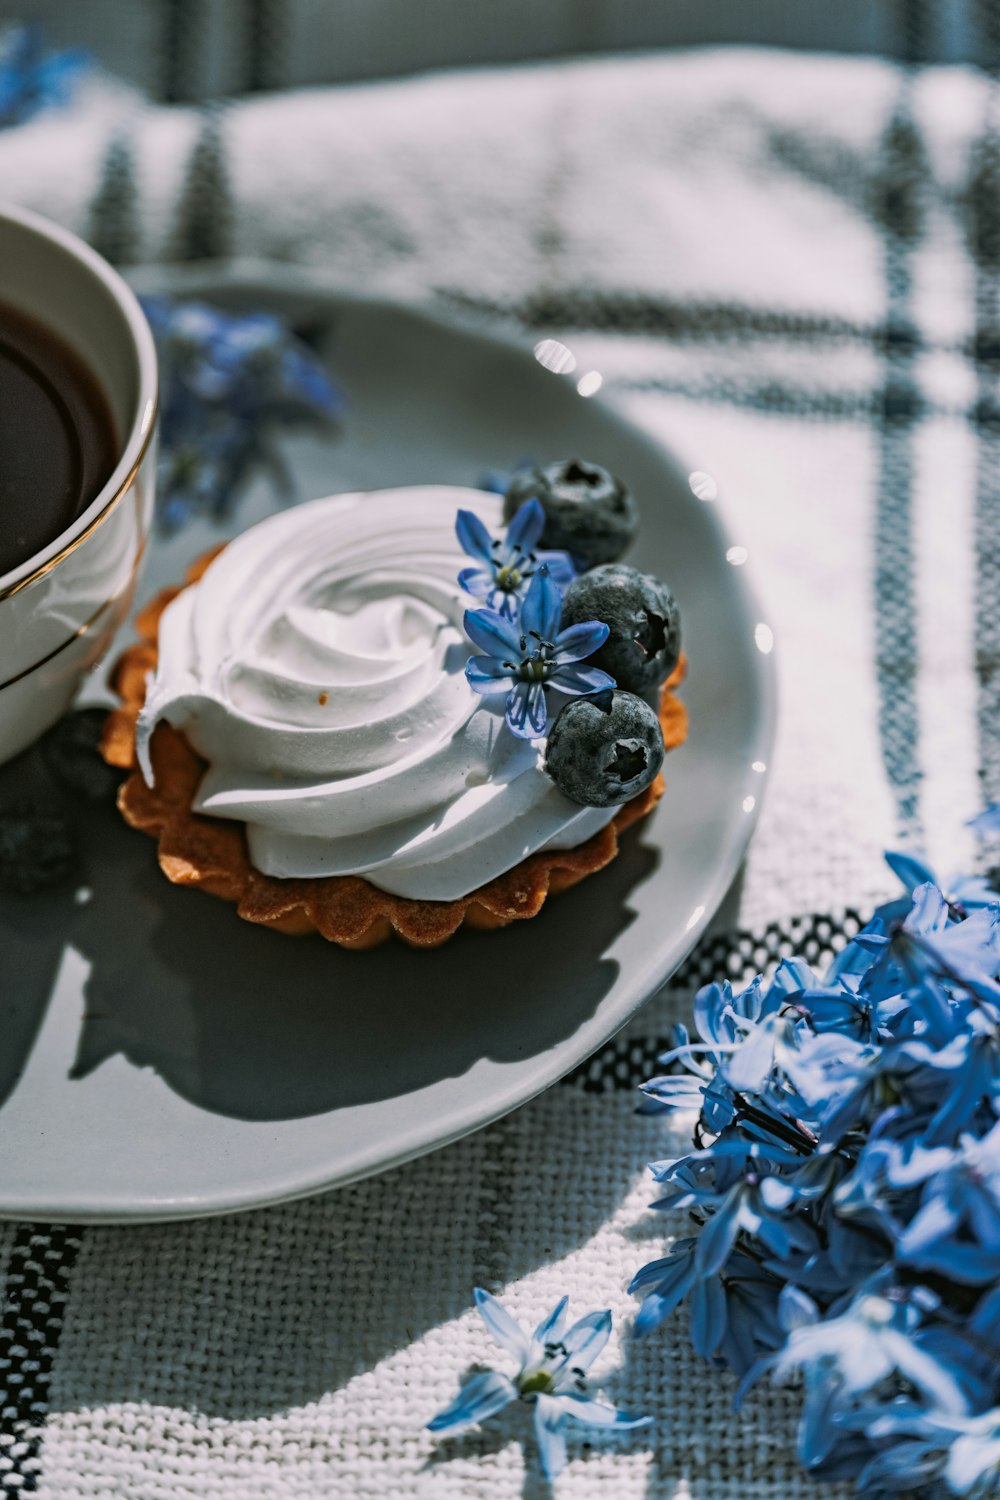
[2,11,999,1497]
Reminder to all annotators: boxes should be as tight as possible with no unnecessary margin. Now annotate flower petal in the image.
[534,1296,569,1345]
[968,804,1000,838]
[778,1286,819,1334]
[426,1369,517,1432]
[455,508,495,564]
[885,849,938,893]
[882,1330,968,1414]
[473,1288,533,1360]
[553,621,610,664]
[533,1394,568,1480]
[520,565,562,642]
[553,1394,652,1430]
[458,566,494,599]
[628,1245,698,1321]
[905,880,950,938]
[463,607,522,659]
[466,656,514,693]
[505,496,546,554]
[537,549,577,587]
[550,663,617,696]
[798,1371,842,1467]
[690,1275,727,1358]
[526,681,548,736]
[759,1176,795,1211]
[557,1309,612,1374]
[946,1434,1000,1494]
[506,682,531,737]
[506,682,547,739]
[896,1193,960,1259]
[694,1186,743,1276]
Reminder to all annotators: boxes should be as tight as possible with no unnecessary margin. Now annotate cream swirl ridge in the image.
[137,486,615,900]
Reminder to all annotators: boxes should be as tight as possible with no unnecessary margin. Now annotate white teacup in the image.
[0,202,158,766]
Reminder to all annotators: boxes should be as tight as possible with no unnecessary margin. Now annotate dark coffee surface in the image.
[0,302,118,578]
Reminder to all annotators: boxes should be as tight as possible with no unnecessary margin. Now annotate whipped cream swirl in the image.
[137,487,615,899]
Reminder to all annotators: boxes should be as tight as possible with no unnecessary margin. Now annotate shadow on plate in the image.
[0,751,657,1123]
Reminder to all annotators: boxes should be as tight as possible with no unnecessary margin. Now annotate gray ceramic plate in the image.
[0,265,775,1223]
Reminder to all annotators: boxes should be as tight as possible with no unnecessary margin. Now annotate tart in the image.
[101,483,688,949]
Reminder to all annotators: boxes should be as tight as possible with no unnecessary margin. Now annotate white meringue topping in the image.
[137,486,614,900]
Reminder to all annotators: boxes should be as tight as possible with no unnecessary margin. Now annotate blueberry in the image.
[544,690,664,808]
[560,564,680,694]
[503,458,638,568]
[0,803,76,894]
[41,708,123,802]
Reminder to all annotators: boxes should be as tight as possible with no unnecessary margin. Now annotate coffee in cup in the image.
[0,202,158,767]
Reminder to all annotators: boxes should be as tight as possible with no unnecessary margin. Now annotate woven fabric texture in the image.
[1,20,998,1499]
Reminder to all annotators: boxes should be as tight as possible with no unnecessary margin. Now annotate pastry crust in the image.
[101,548,689,949]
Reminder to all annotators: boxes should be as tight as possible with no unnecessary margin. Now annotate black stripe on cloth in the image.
[0,1225,83,1495]
[159,0,203,105]
[613,376,1000,432]
[608,373,931,423]
[976,0,1000,72]
[87,134,140,268]
[441,287,882,346]
[563,909,865,1092]
[244,0,286,93]
[472,1113,521,1298]
[870,67,927,845]
[444,289,1000,366]
[897,0,933,63]
[172,108,234,262]
[968,137,1000,808]
[970,5,1000,808]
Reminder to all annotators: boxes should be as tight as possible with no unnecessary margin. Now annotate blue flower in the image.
[768,1290,965,1409]
[143,299,342,424]
[628,1239,700,1338]
[741,1289,969,1474]
[969,805,1000,840]
[640,968,799,1132]
[884,848,1000,918]
[863,881,1000,1031]
[464,566,614,739]
[139,297,343,530]
[154,432,250,533]
[631,1235,788,1371]
[892,1120,1000,1284]
[909,898,1000,1009]
[649,1135,818,1273]
[858,1404,1000,1497]
[427,1289,650,1480]
[630,1128,820,1357]
[711,1252,786,1376]
[0,26,87,129]
[456,499,575,618]
[935,1408,1000,1497]
[774,1029,888,1145]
